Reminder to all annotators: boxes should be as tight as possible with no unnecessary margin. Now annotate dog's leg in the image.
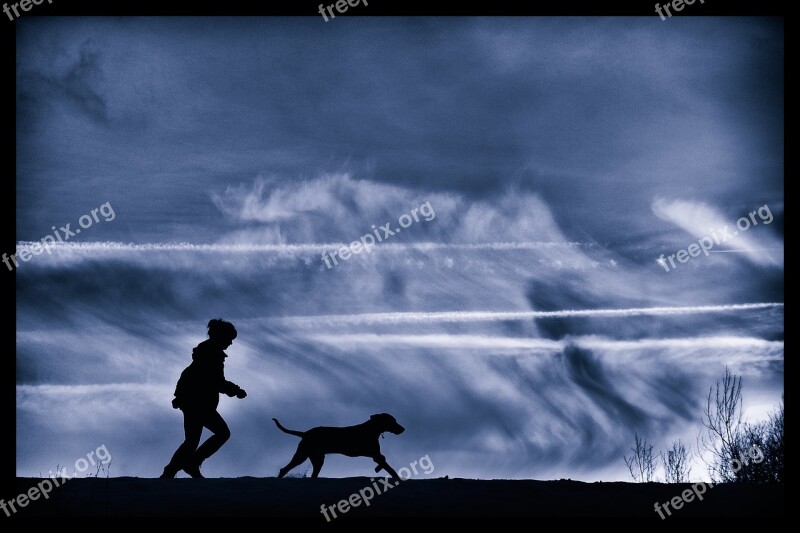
[309,455,325,478]
[278,449,308,478]
[373,455,401,480]
[380,462,400,480]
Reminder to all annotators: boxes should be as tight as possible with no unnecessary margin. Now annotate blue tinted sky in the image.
[16,17,783,481]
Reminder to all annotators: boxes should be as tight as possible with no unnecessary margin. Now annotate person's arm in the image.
[220,379,245,397]
[218,364,247,398]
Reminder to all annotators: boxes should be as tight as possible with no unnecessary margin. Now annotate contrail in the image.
[15,241,593,253]
[709,249,783,253]
[16,383,170,395]
[309,334,784,355]
[277,302,784,326]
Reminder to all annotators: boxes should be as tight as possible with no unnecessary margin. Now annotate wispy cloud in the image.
[652,198,783,266]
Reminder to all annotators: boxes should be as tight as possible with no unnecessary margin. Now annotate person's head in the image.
[207,319,237,349]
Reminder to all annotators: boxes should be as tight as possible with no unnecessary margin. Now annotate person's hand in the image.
[236,389,247,399]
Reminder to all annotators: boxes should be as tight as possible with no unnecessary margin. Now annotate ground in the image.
[8,477,783,518]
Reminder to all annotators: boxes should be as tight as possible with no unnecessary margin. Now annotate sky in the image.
[16,17,783,481]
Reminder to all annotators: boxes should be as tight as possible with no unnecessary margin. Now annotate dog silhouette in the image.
[274,413,405,479]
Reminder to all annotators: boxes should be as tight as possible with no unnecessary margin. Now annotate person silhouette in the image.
[160,319,247,478]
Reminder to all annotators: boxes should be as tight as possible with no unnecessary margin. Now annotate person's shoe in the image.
[159,465,179,479]
[183,462,204,478]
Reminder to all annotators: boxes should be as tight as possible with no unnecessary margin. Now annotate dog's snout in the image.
[394,424,405,434]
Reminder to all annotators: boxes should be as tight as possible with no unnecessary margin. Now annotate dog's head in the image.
[370,413,405,435]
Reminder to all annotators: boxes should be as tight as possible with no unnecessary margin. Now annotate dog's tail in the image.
[272,418,305,438]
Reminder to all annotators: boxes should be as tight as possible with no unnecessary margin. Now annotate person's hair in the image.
[207,319,237,341]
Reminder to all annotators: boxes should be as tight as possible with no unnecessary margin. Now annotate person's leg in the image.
[161,410,203,478]
[188,411,231,475]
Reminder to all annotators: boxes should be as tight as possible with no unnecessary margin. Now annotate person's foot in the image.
[159,465,179,479]
[183,462,204,478]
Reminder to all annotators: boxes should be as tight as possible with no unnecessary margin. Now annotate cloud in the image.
[652,198,783,267]
[210,173,574,245]
[18,38,109,124]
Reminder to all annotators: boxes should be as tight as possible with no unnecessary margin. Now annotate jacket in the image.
[173,339,243,411]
